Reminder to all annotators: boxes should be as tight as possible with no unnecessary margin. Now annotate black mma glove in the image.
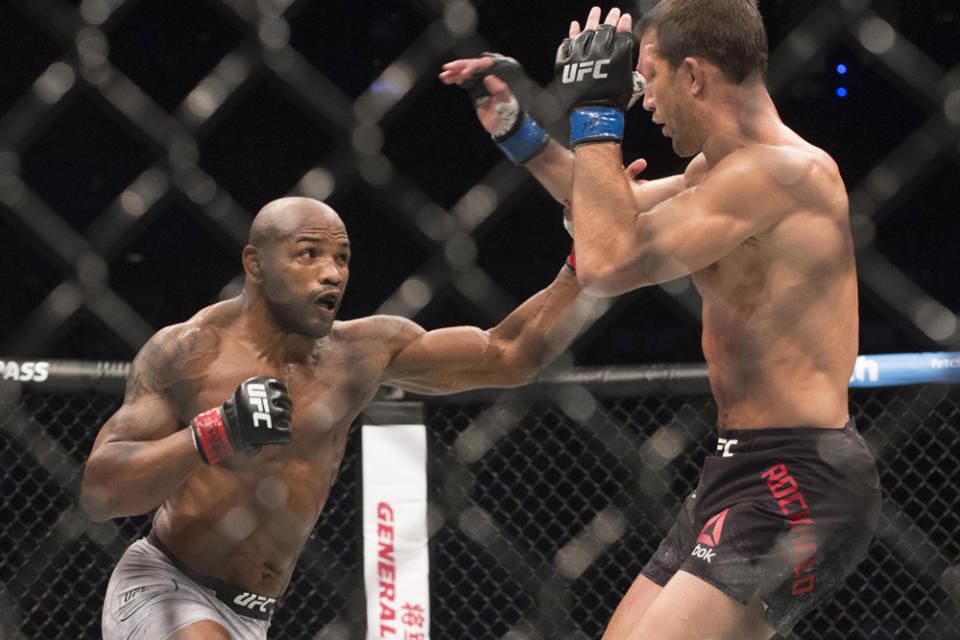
[457,52,549,164]
[190,376,293,464]
[555,24,643,148]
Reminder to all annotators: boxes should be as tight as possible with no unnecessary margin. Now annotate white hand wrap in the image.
[492,95,521,139]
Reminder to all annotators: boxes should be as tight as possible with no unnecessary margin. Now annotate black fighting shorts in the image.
[641,420,881,635]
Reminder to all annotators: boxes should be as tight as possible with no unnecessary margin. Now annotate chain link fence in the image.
[1,363,957,639]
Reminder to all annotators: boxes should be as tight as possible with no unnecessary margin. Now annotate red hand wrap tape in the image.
[192,407,234,464]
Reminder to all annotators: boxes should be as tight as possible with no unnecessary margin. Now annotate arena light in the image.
[442,0,478,37]
[33,62,75,104]
[181,53,253,125]
[858,16,897,54]
[295,166,336,200]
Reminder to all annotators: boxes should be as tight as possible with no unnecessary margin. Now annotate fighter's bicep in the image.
[93,327,195,449]
[383,325,502,393]
[97,396,180,446]
[644,189,753,261]
[641,163,793,274]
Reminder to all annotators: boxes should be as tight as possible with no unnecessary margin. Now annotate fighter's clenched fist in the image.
[191,376,293,464]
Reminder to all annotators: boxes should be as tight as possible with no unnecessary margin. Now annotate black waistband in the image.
[146,531,276,621]
[714,418,858,455]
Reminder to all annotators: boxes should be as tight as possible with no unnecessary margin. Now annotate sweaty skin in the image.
[81,197,593,597]
[569,26,857,432]
[441,15,856,433]
[442,6,862,640]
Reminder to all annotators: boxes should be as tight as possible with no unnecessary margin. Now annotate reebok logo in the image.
[247,383,273,429]
[696,508,729,547]
[561,60,611,83]
[691,544,716,563]
[233,592,277,613]
[691,508,729,562]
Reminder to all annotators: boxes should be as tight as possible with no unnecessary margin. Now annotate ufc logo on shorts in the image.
[247,383,274,429]
[562,60,611,83]
[233,592,276,612]
[716,437,738,457]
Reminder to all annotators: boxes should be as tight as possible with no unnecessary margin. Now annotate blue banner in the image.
[849,352,960,387]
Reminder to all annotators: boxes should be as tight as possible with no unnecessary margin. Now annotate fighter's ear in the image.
[242,245,263,283]
[682,56,705,96]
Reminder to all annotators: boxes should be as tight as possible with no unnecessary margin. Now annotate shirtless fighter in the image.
[80,196,595,639]
[440,2,881,638]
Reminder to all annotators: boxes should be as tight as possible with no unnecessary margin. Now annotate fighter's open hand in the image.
[557,6,639,112]
[440,56,519,136]
[441,53,549,164]
[191,376,293,464]
[568,5,632,38]
[442,54,542,137]
[557,7,646,148]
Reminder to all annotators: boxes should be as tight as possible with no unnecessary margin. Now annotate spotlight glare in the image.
[836,87,848,98]
[836,63,848,75]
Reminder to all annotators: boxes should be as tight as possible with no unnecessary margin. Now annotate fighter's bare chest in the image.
[692,238,770,307]
[176,351,381,457]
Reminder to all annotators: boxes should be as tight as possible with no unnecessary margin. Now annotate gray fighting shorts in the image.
[102,534,274,640]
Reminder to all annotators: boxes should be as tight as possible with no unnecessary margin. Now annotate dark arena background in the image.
[1,1,959,639]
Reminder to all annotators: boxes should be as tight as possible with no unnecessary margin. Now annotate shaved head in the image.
[249,197,346,250]
[241,196,351,338]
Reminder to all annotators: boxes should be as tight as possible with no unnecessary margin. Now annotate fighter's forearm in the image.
[570,144,648,295]
[524,139,575,205]
[526,137,686,225]
[490,266,597,382]
[80,429,204,521]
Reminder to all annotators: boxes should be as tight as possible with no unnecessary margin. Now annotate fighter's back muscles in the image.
[80,322,214,521]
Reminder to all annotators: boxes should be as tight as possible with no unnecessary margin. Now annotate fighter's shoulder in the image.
[138,323,215,370]
[747,140,840,187]
[703,143,846,215]
[133,305,228,379]
[330,315,425,350]
[124,321,214,403]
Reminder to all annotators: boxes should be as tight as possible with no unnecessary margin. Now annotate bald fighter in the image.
[442,2,881,638]
[80,197,594,639]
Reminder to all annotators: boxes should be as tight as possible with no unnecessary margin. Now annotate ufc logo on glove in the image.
[561,59,611,83]
[246,383,274,429]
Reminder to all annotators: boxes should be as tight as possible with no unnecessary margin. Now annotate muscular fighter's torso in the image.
[152,306,389,596]
[687,138,858,431]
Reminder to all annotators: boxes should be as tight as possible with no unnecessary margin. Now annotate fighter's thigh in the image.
[166,620,232,640]
[601,573,662,640]
[625,570,775,640]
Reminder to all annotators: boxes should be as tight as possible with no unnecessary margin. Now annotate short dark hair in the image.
[635,0,768,83]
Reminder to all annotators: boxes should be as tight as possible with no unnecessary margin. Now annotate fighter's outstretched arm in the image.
[380,267,596,394]
[439,57,687,214]
[80,327,205,521]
